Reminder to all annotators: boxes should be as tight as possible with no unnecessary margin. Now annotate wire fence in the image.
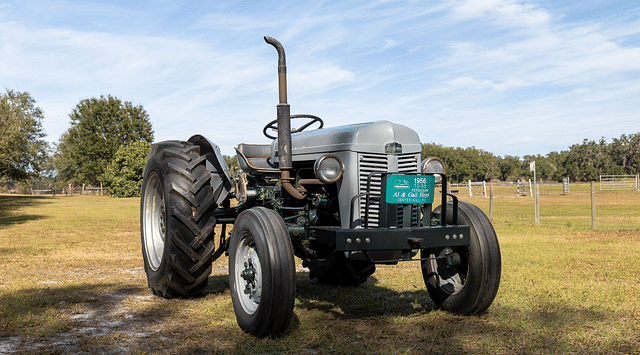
[4,184,107,196]
[454,182,640,231]
[6,178,639,230]
[600,175,639,191]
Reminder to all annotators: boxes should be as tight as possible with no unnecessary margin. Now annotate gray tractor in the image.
[140,37,501,338]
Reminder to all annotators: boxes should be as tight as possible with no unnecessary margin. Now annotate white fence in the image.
[517,180,532,197]
[599,175,639,191]
[468,180,487,197]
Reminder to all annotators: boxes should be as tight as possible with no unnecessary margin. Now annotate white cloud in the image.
[289,64,355,95]
[437,17,640,93]
[452,0,551,27]
[0,0,638,158]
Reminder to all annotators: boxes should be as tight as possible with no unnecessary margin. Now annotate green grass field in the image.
[0,193,639,354]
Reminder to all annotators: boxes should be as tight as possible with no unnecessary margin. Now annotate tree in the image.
[423,133,639,184]
[497,155,522,181]
[224,155,240,177]
[559,138,621,181]
[0,90,48,180]
[522,154,559,182]
[422,143,498,183]
[100,141,152,197]
[611,133,640,175]
[55,95,153,185]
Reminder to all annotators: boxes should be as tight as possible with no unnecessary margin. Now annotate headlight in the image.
[314,154,343,184]
[421,157,445,183]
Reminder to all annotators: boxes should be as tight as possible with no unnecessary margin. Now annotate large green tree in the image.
[521,154,561,182]
[55,95,153,185]
[422,143,498,183]
[496,155,522,181]
[100,141,152,197]
[559,138,621,182]
[610,133,640,175]
[0,90,48,180]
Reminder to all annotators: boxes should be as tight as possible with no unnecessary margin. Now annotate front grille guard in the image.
[349,172,459,228]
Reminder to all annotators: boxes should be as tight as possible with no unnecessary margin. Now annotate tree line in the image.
[1,89,152,197]
[1,88,638,197]
[422,134,640,183]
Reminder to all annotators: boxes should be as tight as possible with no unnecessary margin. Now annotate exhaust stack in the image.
[264,36,304,199]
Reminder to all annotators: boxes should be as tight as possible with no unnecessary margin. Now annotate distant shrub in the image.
[100,141,151,198]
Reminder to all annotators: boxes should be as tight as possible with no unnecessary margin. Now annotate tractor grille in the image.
[358,153,420,228]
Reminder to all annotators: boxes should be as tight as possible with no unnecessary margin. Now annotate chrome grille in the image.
[397,154,420,226]
[398,154,419,172]
[358,153,420,228]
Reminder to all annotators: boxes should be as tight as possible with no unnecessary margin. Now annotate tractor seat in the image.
[235,143,280,176]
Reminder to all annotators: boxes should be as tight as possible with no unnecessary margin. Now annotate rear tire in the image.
[140,141,221,298]
[421,201,501,315]
[229,207,296,337]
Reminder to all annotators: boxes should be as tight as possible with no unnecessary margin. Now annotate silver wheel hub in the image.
[142,173,165,271]
[429,248,466,294]
[234,236,262,314]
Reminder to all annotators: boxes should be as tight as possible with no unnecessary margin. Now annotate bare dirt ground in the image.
[0,263,316,354]
[1,267,158,354]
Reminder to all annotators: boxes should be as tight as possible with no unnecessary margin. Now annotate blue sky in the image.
[1,0,638,157]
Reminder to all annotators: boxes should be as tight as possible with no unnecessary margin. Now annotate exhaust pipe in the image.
[264,36,305,199]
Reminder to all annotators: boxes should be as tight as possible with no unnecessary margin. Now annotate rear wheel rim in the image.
[234,234,262,315]
[143,172,165,271]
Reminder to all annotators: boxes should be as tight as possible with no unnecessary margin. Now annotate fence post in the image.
[533,167,539,225]
[591,181,596,230]
[534,182,539,225]
[489,184,494,222]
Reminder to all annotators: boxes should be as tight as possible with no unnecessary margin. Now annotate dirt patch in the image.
[1,272,161,354]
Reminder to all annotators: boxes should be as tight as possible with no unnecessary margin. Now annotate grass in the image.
[462,184,640,230]
[0,193,639,354]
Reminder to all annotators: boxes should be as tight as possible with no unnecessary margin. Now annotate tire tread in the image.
[141,141,223,299]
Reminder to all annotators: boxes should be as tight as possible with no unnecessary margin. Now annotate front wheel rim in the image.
[428,246,468,295]
[234,234,262,315]
[142,172,166,271]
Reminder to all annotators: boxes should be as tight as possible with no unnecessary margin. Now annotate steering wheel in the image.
[263,114,324,139]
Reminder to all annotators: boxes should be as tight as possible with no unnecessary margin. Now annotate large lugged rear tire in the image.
[140,141,220,298]
[228,207,296,338]
[421,201,501,315]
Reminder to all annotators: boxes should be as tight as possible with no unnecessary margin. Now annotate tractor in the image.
[140,36,501,338]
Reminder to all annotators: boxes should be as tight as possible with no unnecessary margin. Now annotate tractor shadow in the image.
[203,270,436,320]
[293,271,436,320]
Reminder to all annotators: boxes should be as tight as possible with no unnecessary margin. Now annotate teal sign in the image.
[385,174,435,204]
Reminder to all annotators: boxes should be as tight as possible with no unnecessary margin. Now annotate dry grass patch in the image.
[1,194,639,354]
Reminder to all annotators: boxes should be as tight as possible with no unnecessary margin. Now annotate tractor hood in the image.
[272,121,422,158]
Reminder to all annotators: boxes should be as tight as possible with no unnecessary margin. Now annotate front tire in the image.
[140,141,220,298]
[421,201,501,315]
[229,207,296,338]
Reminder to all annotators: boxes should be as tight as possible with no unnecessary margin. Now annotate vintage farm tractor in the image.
[140,37,501,337]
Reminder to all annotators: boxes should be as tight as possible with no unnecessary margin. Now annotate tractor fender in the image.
[188,134,232,206]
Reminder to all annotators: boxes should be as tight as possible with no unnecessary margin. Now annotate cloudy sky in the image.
[1,0,638,157]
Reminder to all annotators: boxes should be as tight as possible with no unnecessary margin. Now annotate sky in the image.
[1,0,639,158]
